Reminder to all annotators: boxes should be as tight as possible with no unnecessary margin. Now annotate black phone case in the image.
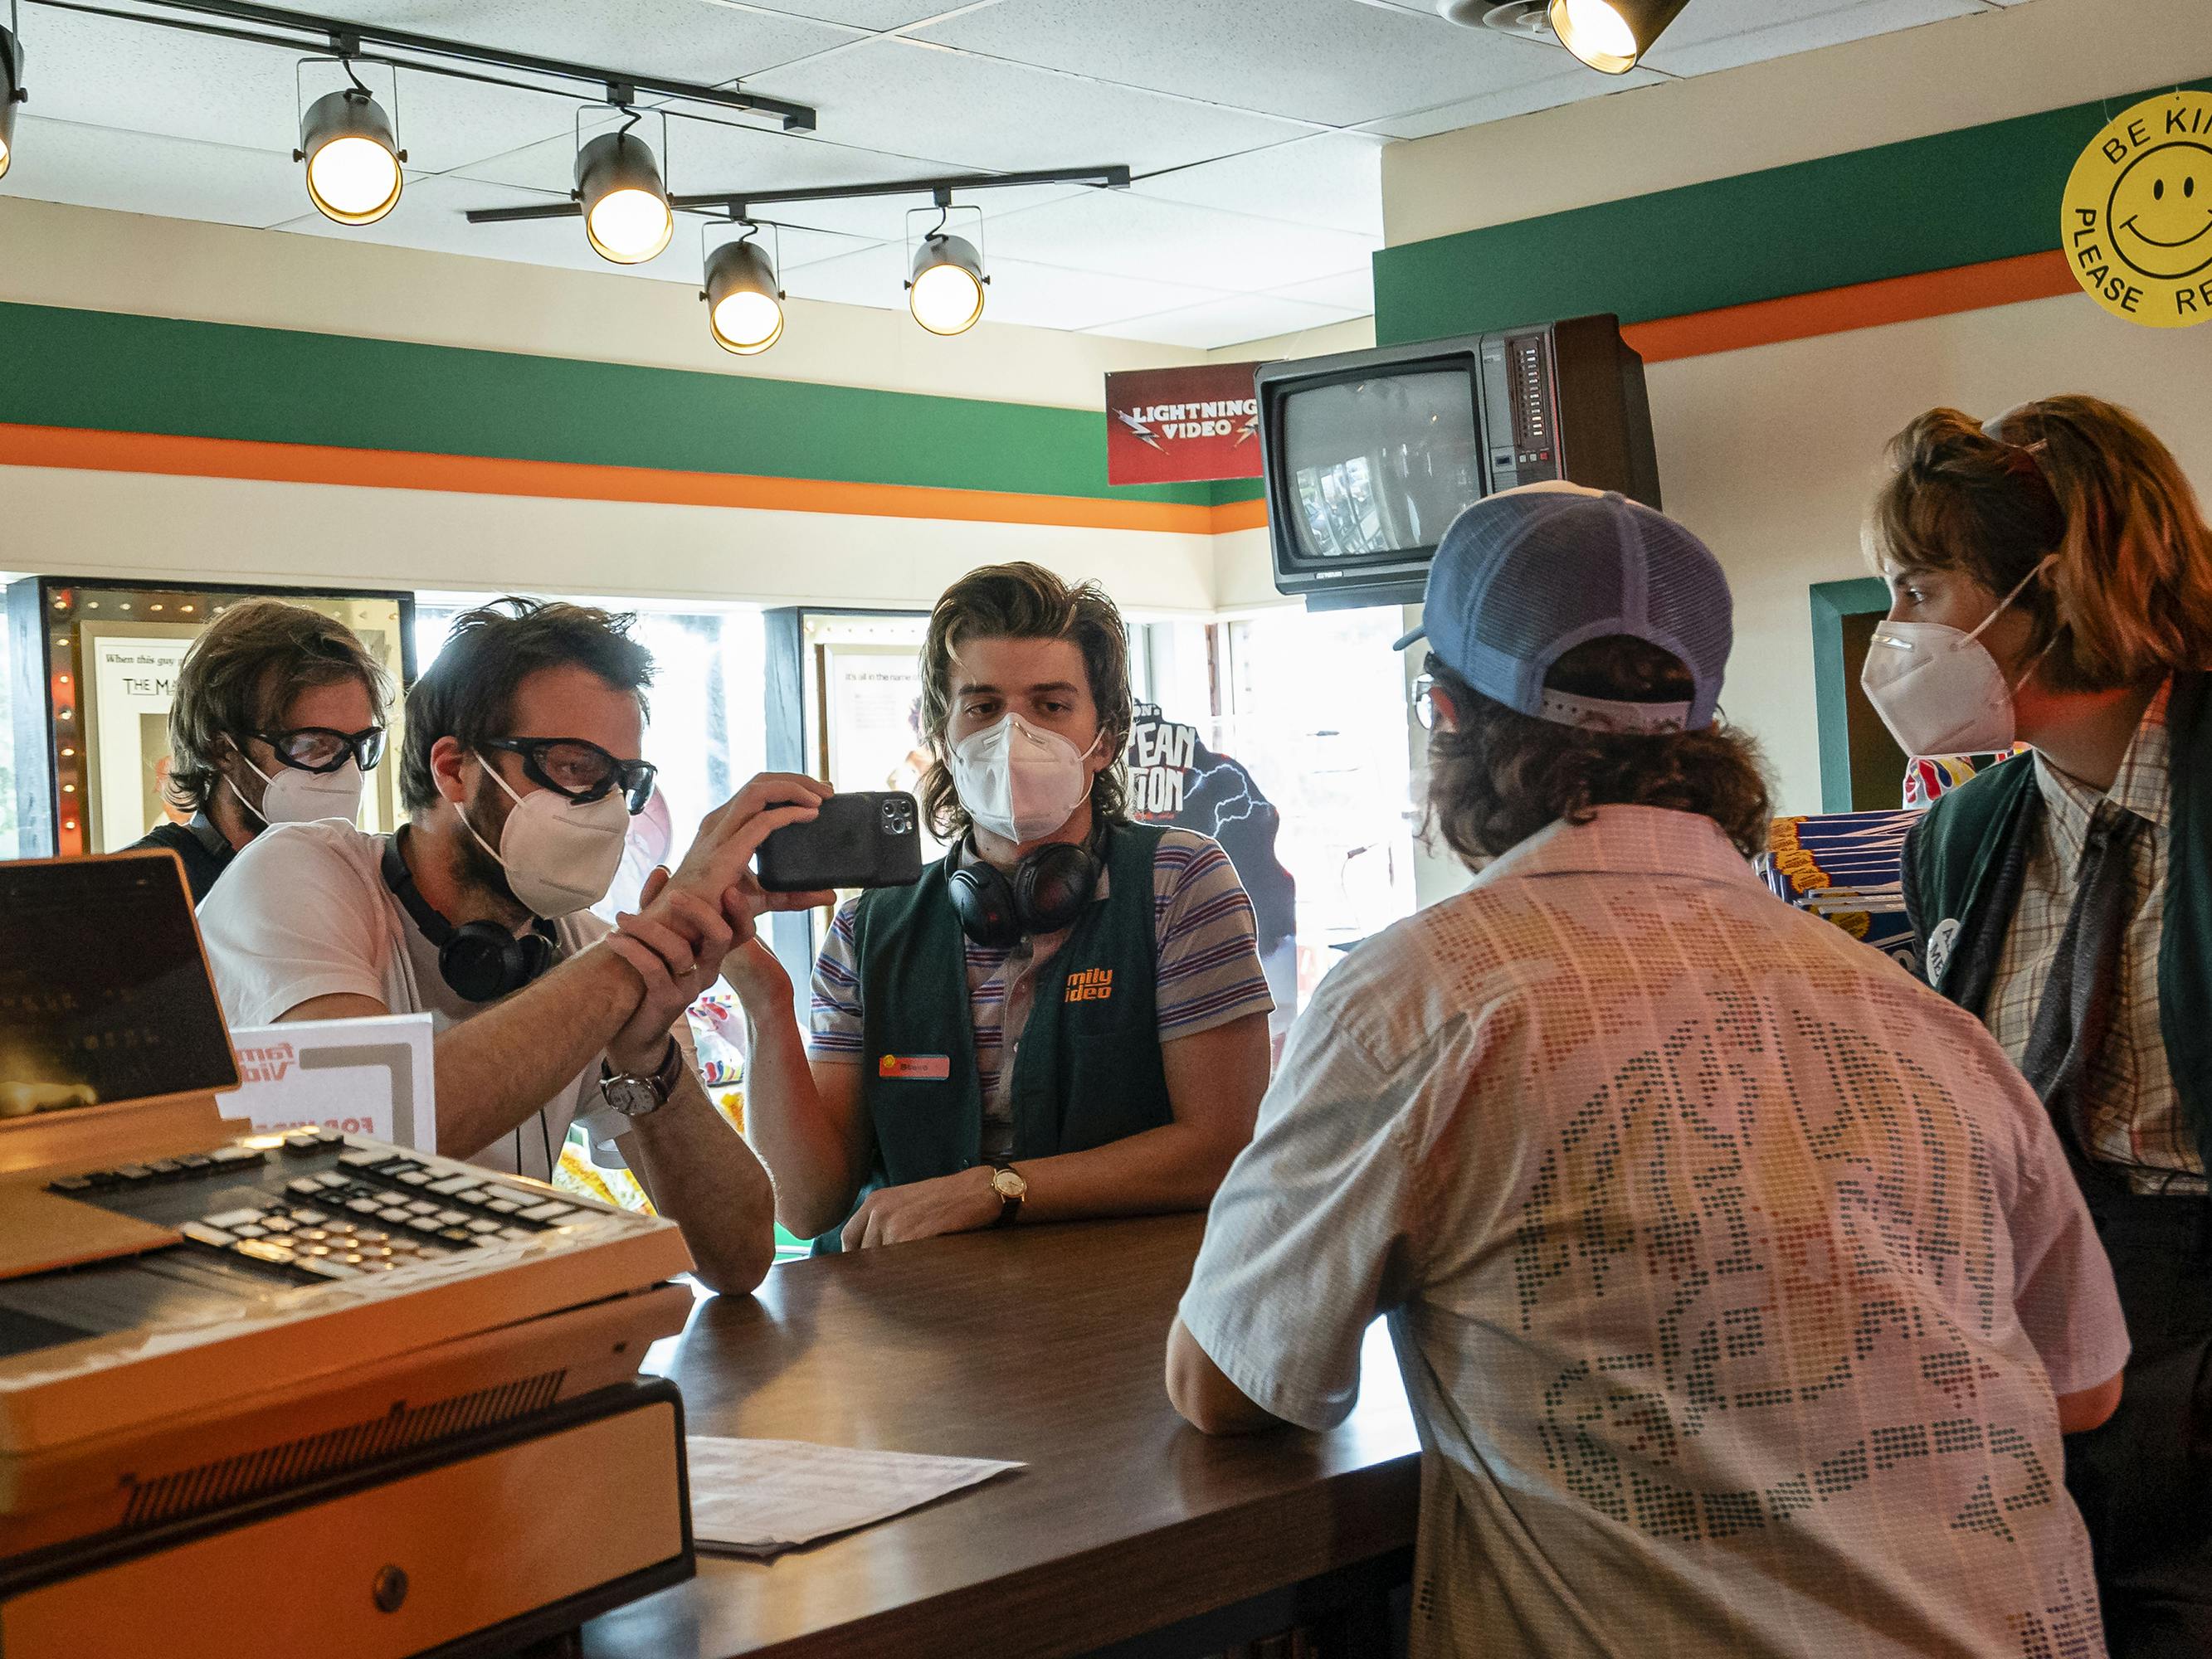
[755,791,925,893]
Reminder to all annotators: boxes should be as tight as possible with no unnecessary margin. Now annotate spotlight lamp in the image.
[0,23,24,183]
[1547,0,1688,74]
[908,231,987,337]
[702,231,784,355]
[576,125,673,265]
[296,83,405,225]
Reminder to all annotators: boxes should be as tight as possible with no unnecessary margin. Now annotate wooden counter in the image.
[580,1214,1420,1659]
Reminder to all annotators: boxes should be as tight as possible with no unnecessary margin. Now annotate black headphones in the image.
[947,831,1104,951]
[380,833,558,1004]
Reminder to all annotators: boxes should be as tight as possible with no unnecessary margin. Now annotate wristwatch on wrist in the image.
[987,1159,1027,1228]
[600,1036,685,1120]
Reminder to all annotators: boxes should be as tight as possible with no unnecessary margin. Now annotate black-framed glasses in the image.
[252,726,387,774]
[480,737,656,814]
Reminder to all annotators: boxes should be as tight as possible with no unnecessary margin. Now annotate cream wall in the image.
[1381,0,2212,818]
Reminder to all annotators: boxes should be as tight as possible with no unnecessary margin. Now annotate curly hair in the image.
[917,563,1132,840]
[164,598,392,813]
[1868,397,2212,693]
[1423,635,1772,862]
[399,597,653,813]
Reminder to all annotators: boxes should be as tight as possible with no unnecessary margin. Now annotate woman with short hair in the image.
[1868,395,2212,1657]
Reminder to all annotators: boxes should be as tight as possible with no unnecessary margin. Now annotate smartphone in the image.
[756,791,925,893]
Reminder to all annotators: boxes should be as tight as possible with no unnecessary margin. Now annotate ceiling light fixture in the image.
[576,113,671,265]
[1546,0,1687,73]
[907,199,987,337]
[703,227,783,355]
[296,58,403,224]
[0,10,26,182]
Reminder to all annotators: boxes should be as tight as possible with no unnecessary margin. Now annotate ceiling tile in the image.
[743,36,1314,174]
[268,173,874,285]
[776,241,1227,330]
[1636,0,1983,78]
[1133,132,1388,238]
[0,118,312,230]
[453,118,923,201]
[910,0,1560,128]
[1267,266,1375,314]
[1086,293,1359,352]
[694,0,964,29]
[331,1,861,85]
[1357,61,1668,140]
[985,191,1376,294]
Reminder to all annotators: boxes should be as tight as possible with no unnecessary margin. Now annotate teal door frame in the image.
[1810,577,1894,812]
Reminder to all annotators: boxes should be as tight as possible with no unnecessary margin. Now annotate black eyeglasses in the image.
[480,737,656,815]
[252,726,387,774]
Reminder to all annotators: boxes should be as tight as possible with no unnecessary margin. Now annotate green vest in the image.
[1903,674,2212,1180]
[831,822,1174,1232]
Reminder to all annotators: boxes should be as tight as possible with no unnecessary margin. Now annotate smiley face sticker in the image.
[2063,90,2212,327]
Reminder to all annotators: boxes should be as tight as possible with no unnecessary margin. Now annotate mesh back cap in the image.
[1394,481,1732,732]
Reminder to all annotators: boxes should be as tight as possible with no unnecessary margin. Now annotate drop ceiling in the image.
[1,0,2032,349]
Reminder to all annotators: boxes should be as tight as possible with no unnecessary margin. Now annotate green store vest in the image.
[822,822,1175,1246]
[1902,672,2212,1181]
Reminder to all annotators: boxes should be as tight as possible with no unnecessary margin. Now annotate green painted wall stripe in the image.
[1375,77,2212,346]
[0,302,1216,508]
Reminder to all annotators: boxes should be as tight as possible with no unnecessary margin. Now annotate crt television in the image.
[1257,314,1659,607]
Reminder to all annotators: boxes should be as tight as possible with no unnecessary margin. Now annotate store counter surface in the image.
[582,1212,1420,1659]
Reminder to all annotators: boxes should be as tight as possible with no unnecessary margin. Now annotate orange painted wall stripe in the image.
[1621,251,2077,364]
[0,254,2088,538]
[0,423,1221,536]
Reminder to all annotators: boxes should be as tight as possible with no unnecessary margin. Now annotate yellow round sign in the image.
[2063,90,2212,327]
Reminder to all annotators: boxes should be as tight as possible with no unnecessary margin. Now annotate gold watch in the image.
[988,1161,1027,1228]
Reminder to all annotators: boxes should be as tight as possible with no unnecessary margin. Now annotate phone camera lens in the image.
[881,797,915,834]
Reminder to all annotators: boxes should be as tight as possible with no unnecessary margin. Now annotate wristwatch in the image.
[987,1160,1027,1228]
[600,1036,685,1120]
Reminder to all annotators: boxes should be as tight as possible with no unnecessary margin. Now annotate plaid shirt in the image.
[1985,680,2202,1194]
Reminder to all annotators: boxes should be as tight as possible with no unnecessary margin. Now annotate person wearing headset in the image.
[125,596,392,901]
[196,598,829,1297]
[731,563,1274,1250]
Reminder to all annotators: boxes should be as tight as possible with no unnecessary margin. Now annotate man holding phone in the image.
[731,562,1274,1249]
[197,597,830,1297]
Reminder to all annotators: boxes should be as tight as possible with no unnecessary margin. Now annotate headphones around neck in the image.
[947,830,1104,951]
[380,833,558,1004]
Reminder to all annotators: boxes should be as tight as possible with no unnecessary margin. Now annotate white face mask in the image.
[459,753,631,917]
[949,713,1102,844]
[1861,561,2050,759]
[231,754,368,828]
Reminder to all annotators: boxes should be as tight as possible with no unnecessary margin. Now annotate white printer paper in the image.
[226,1014,437,1152]
[685,1436,1023,1558]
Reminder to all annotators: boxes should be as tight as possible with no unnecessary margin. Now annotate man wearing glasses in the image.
[126,596,392,900]
[197,598,826,1296]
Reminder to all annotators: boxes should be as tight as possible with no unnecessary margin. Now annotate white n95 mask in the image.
[460,754,630,917]
[1860,562,2049,758]
[231,756,368,828]
[949,713,1101,844]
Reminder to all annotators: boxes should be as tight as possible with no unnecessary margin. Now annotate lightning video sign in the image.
[1104,362,1265,486]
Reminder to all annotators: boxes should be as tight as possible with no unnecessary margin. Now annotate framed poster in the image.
[6,577,416,858]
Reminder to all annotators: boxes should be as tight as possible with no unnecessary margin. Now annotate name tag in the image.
[1065,968,1114,1004]
[878,1053,951,1081]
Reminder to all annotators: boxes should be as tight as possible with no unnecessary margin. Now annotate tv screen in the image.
[1277,368,1484,567]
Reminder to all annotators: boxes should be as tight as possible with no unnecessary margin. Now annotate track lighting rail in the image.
[18,0,818,129]
[465,163,1133,226]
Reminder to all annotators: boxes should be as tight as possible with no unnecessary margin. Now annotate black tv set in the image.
[1256,314,1659,609]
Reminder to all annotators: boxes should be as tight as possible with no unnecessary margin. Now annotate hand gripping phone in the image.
[755,790,925,893]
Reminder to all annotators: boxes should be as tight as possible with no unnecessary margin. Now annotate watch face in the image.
[991,1168,1026,1200]
[607,1076,661,1118]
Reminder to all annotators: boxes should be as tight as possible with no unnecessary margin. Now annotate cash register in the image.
[0,851,698,1657]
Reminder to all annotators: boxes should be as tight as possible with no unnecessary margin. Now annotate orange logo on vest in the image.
[1065,968,1114,1004]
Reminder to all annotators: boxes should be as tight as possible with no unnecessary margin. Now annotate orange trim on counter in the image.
[1620,251,2078,364]
[0,424,1221,536]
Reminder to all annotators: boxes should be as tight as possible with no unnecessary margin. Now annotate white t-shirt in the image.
[1180,805,2128,1659]
[196,820,621,1181]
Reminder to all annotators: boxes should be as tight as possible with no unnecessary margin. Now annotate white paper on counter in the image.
[227,1014,436,1151]
[686,1436,1024,1558]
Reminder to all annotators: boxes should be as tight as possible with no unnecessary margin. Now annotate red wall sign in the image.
[1104,362,1264,486]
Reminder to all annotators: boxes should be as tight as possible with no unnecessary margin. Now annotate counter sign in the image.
[2063,90,2212,328]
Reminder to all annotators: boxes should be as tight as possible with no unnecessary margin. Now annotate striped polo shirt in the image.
[810,826,1274,1158]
